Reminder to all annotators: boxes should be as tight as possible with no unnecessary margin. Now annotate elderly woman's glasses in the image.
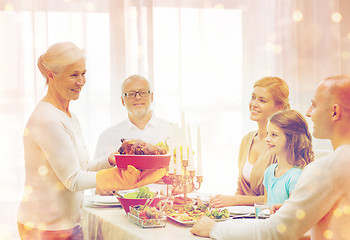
[123,90,151,99]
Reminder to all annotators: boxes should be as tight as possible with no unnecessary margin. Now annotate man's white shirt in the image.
[94,115,172,160]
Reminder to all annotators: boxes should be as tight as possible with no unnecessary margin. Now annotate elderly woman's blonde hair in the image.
[254,76,290,110]
[37,42,85,84]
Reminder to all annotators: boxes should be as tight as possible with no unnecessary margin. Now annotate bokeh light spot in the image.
[292,10,303,22]
[23,128,30,137]
[273,45,282,54]
[24,185,33,195]
[296,209,305,219]
[4,3,14,11]
[342,51,350,60]
[324,230,333,239]
[38,165,49,176]
[333,208,342,217]
[331,12,342,23]
[22,185,33,202]
[277,223,287,233]
[343,205,350,214]
[55,182,65,192]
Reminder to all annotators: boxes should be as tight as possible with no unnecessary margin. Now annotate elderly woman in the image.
[17,42,165,239]
[210,76,290,208]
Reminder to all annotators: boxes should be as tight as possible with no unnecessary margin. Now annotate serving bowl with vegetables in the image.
[117,187,159,213]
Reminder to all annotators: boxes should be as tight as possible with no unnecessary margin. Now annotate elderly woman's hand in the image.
[190,216,216,238]
[108,151,118,167]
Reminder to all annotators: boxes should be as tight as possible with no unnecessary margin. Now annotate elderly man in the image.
[191,75,350,239]
[94,75,171,160]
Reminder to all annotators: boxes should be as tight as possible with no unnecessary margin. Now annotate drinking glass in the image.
[254,202,270,219]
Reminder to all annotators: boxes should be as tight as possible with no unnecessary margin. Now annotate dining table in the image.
[81,195,310,240]
[81,197,203,240]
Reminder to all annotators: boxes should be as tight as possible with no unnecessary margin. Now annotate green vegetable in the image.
[184,205,195,212]
[206,208,230,219]
[221,208,229,218]
[197,204,208,212]
[123,186,155,199]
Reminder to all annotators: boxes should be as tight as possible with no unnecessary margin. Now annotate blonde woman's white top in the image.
[242,159,254,183]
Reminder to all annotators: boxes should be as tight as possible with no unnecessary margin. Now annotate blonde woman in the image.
[211,76,290,207]
[17,42,165,239]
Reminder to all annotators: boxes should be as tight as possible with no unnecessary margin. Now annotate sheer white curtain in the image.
[1,0,349,238]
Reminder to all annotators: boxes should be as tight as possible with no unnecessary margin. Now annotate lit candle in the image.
[196,125,203,176]
[176,127,183,175]
[181,110,187,160]
[168,124,175,174]
[187,124,195,171]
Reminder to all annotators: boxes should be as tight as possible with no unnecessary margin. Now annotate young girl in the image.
[263,109,313,205]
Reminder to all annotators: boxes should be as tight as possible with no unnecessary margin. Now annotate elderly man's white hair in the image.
[121,75,152,95]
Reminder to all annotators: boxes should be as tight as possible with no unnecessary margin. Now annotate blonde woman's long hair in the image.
[269,109,314,168]
[254,76,290,110]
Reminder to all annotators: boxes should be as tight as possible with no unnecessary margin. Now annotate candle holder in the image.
[168,158,203,202]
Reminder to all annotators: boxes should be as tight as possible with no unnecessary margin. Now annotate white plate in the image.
[88,195,121,206]
[90,202,121,207]
[225,206,255,215]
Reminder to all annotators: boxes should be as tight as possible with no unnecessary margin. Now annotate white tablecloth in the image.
[81,204,204,240]
[81,199,310,240]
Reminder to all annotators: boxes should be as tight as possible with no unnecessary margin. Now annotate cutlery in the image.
[230,213,255,219]
[146,191,159,207]
[113,191,124,198]
[160,197,170,212]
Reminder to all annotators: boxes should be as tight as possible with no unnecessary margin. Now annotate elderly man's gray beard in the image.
[128,106,151,118]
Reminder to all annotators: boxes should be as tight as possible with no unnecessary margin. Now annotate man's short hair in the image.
[323,74,350,113]
[121,75,152,95]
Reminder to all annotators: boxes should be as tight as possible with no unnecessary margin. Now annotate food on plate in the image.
[155,140,169,153]
[206,208,230,219]
[123,186,156,199]
[165,204,229,222]
[173,196,195,205]
[129,205,167,228]
[132,205,163,220]
[118,139,167,155]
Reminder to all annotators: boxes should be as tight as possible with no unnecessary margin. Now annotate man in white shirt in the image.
[94,75,172,160]
[190,75,350,239]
